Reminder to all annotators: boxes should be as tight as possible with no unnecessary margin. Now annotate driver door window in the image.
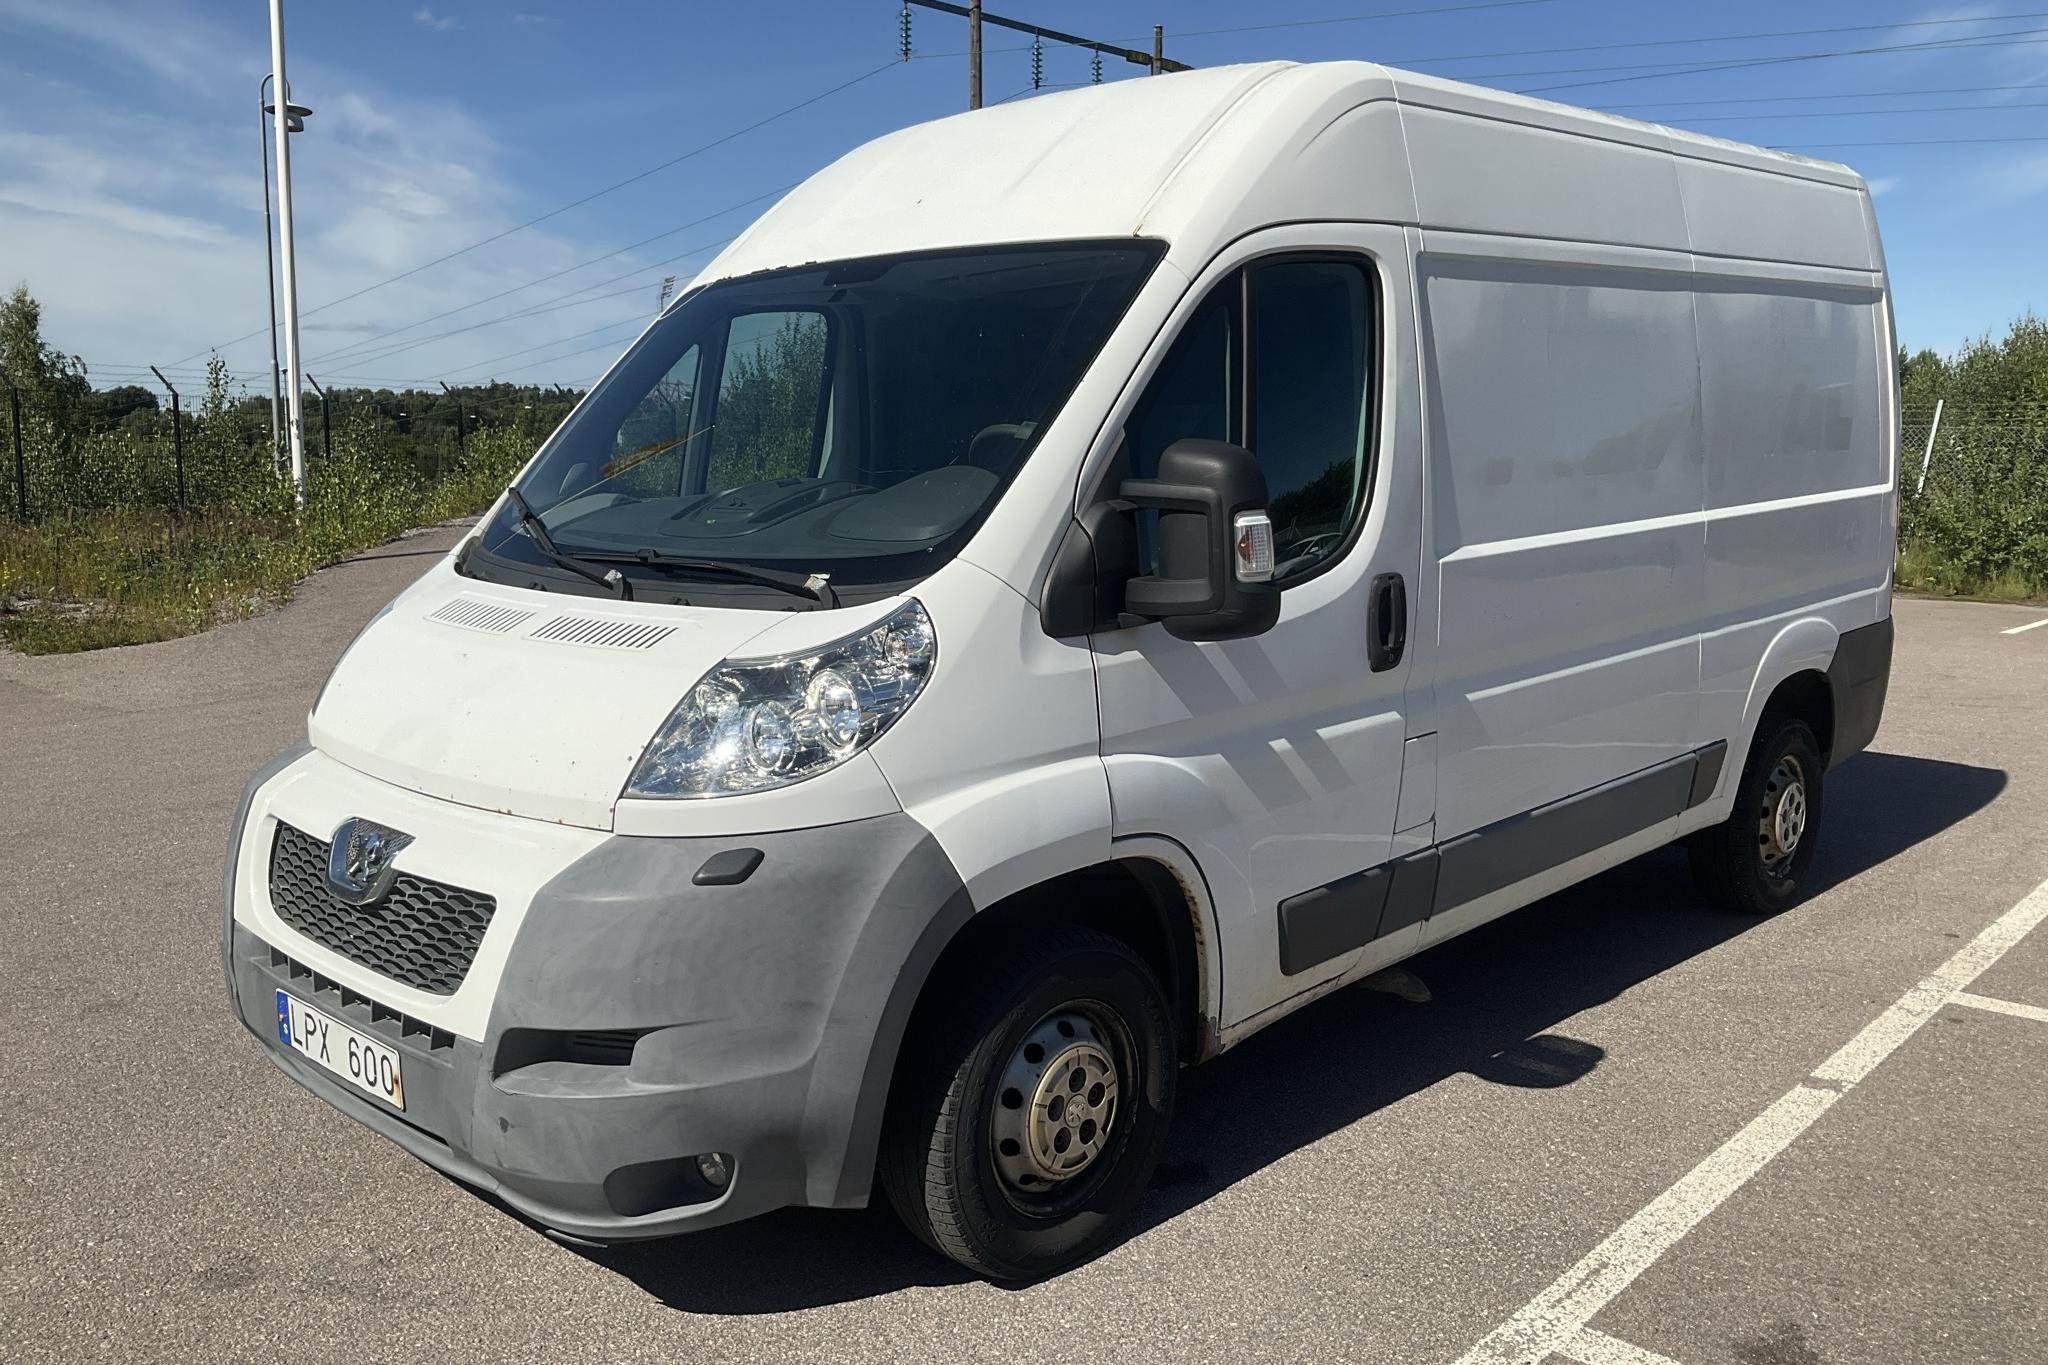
[1124,257,1377,580]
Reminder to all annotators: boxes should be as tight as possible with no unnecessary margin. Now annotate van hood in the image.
[309,571,787,829]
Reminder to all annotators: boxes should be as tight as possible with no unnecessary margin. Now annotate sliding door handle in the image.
[1367,572,1407,672]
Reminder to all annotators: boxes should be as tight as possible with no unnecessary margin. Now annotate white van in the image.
[225,61,1897,1280]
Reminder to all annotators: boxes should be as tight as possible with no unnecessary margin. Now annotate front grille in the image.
[267,823,496,995]
[264,945,457,1051]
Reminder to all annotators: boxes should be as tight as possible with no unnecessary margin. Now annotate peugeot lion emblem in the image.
[326,817,416,906]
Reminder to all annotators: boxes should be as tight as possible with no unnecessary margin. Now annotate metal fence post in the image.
[3,369,24,521]
[149,366,187,514]
[1916,397,1944,495]
[306,374,330,461]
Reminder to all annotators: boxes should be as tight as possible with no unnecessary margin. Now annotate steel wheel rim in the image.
[1758,753,1808,875]
[990,1006,1123,1205]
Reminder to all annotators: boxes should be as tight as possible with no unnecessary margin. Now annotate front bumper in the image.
[226,748,973,1242]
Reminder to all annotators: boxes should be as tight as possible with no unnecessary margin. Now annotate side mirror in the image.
[1119,438,1281,642]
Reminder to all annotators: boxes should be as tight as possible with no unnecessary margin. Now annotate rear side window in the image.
[1123,256,1377,580]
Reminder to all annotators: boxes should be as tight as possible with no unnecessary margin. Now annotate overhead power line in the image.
[1779,136,2048,148]
[306,185,791,369]
[1514,25,2048,95]
[1384,9,2048,67]
[430,316,651,381]
[320,228,741,373]
[172,58,901,367]
[1136,0,1562,41]
[1687,99,2048,124]
[1595,82,2048,111]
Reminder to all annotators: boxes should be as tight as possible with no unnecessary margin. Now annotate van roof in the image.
[694,60,1874,288]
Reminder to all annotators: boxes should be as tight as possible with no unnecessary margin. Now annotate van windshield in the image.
[463,241,1163,605]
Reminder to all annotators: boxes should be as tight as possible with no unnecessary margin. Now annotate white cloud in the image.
[0,0,238,88]
[413,6,459,32]
[1867,175,1902,197]
[0,3,671,389]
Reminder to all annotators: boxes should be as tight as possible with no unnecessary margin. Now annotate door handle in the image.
[1367,572,1407,672]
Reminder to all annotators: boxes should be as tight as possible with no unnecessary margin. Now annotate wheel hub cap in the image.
[1758,755,1808,873]
[991,1010,1120,1193]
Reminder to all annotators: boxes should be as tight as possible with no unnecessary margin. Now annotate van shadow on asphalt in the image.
[577,750,2003,1313]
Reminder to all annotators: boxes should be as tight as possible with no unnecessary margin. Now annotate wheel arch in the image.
[911,841,1221,1065]
[1726,618,1840,797]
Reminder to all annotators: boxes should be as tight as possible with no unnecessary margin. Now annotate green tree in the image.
[0,284,91,444]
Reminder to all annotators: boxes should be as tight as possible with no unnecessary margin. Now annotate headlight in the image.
[625,600,937,798]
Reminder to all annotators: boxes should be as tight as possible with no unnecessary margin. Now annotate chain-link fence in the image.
[1900,406,2048,597]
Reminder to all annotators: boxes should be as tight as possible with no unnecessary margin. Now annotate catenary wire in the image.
[305,185,792,369]
[170,59,901,367]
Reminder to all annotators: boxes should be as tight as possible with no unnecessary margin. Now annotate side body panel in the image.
[1692,255,1894,807]
[1416,233,1706,842]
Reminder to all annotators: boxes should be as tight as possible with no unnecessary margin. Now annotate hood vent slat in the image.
[530,615,677,650]
[428,598,537,634]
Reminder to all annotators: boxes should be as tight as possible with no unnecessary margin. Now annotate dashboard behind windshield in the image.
[466,241,1164,604]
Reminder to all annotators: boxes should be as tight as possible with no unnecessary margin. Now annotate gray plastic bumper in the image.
[227,801,973,1242]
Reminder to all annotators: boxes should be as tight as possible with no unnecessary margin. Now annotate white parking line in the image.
[1454,877,2048,1365]
[2001,616,2048,636]
[1953,990,2048,1024]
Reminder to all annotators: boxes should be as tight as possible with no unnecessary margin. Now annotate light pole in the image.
[258,75,310,477]
[268,0,309,508]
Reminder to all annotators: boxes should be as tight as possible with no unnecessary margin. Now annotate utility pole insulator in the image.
[904,1,1190,110]
[899,2,913,60]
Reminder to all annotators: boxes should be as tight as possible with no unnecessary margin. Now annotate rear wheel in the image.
[1689,716,1825,915]
[880,925,1176,1282]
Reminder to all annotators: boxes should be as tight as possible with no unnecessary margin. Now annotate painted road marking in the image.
[1453,877,2048,1365]
[2001,616,2048,636]
[1952,990,2048,1024]
[1561,1327,1687,1365]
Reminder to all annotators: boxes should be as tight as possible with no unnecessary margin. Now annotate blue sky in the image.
[2,1,2045,395]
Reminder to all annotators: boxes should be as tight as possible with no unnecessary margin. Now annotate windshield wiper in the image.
[502,487,630,599]
[576,550,840,607]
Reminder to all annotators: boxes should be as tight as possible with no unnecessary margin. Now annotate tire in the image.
[879,925,1177,1282]
[1688,716,1825,915]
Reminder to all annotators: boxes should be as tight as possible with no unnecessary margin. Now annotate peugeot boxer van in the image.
[225,61,1896,1280]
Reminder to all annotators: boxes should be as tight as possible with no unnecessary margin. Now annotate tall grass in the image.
[0,363,533,654]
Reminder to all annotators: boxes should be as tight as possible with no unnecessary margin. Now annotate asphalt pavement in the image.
[3,532,2044,1364]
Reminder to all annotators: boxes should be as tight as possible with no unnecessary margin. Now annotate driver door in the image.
[1089,225,1427,1031]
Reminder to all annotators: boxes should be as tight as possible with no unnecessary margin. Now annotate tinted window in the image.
[469,242,1163,603]
[1122,257,1377,580]
[1254,261,1374,577]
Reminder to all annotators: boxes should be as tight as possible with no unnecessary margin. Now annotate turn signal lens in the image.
[625,600,937,798]
[1233,511,1276,583]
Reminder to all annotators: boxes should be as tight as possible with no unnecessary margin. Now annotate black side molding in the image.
[1826,616,1893,768]
[1434,752,1696,911]
[1277,864,1391,977]
[1687,740,1727,809]
[1273,741,1727,977]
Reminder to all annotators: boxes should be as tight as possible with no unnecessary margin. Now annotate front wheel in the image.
[1689,716,1826,915]
[879,925,1177,1282]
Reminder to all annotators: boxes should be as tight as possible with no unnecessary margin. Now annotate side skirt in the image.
[1276,740,1728,977]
